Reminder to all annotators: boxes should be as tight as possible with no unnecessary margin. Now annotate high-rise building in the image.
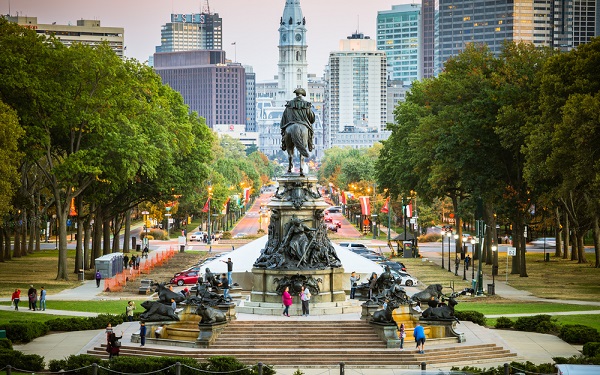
[5,16,124,57]
[571,0,599,48]
[325,32,389,149]
[156,13,222,53]
[421,0,440,79]
[277,0,309,104]
[153,50,246,129]
[244,66,257,132]
[377,4,423,86]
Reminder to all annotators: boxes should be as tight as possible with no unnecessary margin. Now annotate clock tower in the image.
[277,0,308,105]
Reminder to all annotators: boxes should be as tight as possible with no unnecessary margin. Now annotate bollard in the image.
[257,362,263,375]
[420,362,427,371]
[92,363,98,375]
[175,362,181,375]
[339,362,345,375]
[504,363,510,375]
[6,365,11,375]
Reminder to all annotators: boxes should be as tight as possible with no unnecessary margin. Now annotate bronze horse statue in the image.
[284,122,310,177]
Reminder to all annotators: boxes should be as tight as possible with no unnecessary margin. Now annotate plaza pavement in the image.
[2,241,597,373]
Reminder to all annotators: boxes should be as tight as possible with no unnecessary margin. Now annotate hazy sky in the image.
[4,0,414,81]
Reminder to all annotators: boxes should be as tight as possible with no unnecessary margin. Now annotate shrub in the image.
[0,348,44,371]
[495,317,514,329]
[455,310,486,326]
[560,324,600,345]
[149,228,168,240]
[0,321,48,343]
[514,315,559,333]
[583,342,600,357]
[0,338,13,350]
[222,231,232,239]
[48,354,104,373]
[46,317,94,331]
[418,232,441,243]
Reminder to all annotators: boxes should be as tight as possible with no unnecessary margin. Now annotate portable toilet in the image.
[94,253,124,279]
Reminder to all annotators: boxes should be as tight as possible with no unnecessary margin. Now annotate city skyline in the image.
[4,0,412,81]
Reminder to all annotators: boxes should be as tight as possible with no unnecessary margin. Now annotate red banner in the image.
[202,198,210,213]
[244,188,251,203]
[381,197,390,214]
[406,200,413,218]
[69,198,77,216]
[340,191,347,205]
[359,196,371,216]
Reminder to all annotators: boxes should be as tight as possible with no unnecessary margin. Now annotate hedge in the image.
[513,315,559,334]
[455,310,486,326]
[583,342,600,357]
[0,348,44,371]
[0,338,12,350]
[560,324,600,345]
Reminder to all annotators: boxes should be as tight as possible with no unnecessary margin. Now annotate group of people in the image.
[281,285,312,317]
[123,253,143,271]
[10,285,46,311]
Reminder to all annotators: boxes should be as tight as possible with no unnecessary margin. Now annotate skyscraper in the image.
[277,0,308,104]
[5,16,124,57]
[421,0,439,79]
[377,4,423,86]
[153,50,246,129]
[326,33,389,149]
[155,13,222,54]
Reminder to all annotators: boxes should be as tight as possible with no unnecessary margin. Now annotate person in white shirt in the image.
[300,285,311,316]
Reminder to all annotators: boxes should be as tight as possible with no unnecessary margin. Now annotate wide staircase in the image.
[87,320,517,367]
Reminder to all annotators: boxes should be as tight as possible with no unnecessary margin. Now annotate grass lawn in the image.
[487,314,600,332]
[455,301,600,315]
[0,300,128,315]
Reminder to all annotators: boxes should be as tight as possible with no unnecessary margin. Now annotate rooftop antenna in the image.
[202,0,211,14]
[357,15,360,33]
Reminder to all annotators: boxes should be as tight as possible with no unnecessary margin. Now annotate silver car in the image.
[390,270,418,287]
[530,237,556,248]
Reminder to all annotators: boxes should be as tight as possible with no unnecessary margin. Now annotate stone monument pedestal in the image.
[251,267,346,303]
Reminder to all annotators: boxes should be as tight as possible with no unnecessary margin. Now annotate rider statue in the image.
[280,88,315,152]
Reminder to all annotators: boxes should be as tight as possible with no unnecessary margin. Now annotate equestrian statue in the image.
[280,88,315,177]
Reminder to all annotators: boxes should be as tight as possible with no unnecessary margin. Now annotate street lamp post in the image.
[52,214,57,250]
[472,238,477,281]
[447,231,453,273]
[372,214,378,239]
[141,211,149,249]
[491,245,497,295]
[441,230,445,270]
[207,184,213,245]
[467,239,475,281]
[454,233,460,275]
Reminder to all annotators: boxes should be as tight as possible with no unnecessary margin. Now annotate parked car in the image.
[324,214,333,222]
[339,242,369,250]
[327,224,338,232]
[333,220,342,228]
[349,248,378,256]
[170,270,200,286]
[325,206,342,213]
[189,231,205,241]
[530,237,556,248]
[390,270,418,287]
[380,260,407,272]
[361,253,388,262]
[233,232,248,239]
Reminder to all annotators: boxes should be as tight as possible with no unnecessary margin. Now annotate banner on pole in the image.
[381,197,390,214]
[359,196,371,216]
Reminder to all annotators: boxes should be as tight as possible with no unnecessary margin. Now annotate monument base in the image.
[251,267,346,304]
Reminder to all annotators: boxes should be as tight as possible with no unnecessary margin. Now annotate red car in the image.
[170,270,200,286]
[324,214,333,222]
[333,220,342,228]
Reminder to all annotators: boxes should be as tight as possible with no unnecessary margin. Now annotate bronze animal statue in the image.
[411,283,443,303]
[371,299,401,325]
[139,300,180,322]
[153,282,185,304]
[421,293,460,323]
[196,303,227,324]
[283,123,310,176]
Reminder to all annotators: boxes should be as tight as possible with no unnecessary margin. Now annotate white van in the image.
[556,365,600,375]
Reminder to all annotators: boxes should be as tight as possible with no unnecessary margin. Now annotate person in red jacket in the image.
[11,289,21,311]
[282,286,292,317]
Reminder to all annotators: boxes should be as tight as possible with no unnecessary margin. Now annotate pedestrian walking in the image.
[464,255,471,271]
[455,255,460,276]
[414,322,426,354]
[106,331,123,359]
[105,323,114,344]
[282,286,292,317]
[27,285,37,311]
[398,323,406,350]
[11,288,20,311]
[300,285,311,316]
[39,286,47,311]
[350,271,360,299]
[123,254,129,269]
[126,301,135,322]
[95,271,102,288]
[139,321,147,347]
[221,257,233,286]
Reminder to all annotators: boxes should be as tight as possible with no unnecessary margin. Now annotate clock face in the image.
[282,34,287,42]
[295,33,302,42]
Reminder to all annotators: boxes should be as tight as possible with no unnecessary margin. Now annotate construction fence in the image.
[104,247,176,292]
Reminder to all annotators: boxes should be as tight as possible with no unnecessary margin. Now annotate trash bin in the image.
[545,253,550,262]
[136,244,141,251]
[180,245,185,253]
[131,236,136,249]
[78,271,85,281]
[472,279,477,290]
[0,330,6,339]
[487,283,495,295]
